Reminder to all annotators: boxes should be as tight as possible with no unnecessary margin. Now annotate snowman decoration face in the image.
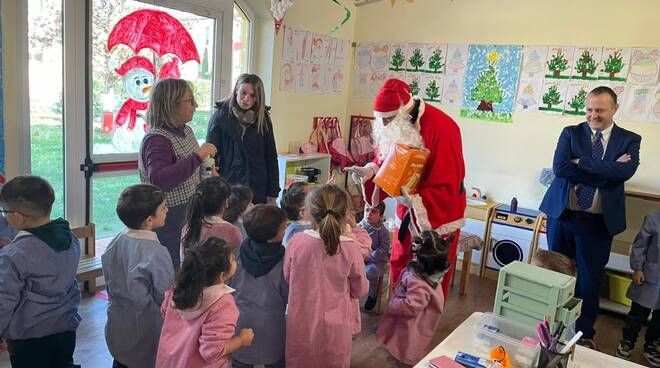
[124,68,155,102]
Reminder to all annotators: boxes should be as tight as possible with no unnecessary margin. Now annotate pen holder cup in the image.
[536,343,573,368]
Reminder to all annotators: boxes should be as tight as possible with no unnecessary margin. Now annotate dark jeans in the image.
[112,359,128,368]
[154,202,187,270]
[622,301,660,346]
[9,330,76,368]
[232,358,285,368]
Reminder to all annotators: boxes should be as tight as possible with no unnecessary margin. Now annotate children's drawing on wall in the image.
[326,65,344,95]
[538,79,568,114]
[419,74,443,103]
[295,63,310,93]
[628,48,660,85]
[107,9,200,153]
[544,46,574,79]
[442,76,463,106]
[571,47,602,80]
[515,78,543,111]
[409,75,421,96]
[355,43,372,70]
[324,37,337,64]
[598,47,631,82]
[422,44,447,74]
[282,26,296,62]
[369,71,388,96]
[445,45,469,75]
[600,81,625,121]
[461,45,522,123]
[620,84,654,122]
[293,28,310,62]
[406,43,426,73]
[563,81,594,116]
[352,70,370,98]
[371,43,390,71]
[310,33,327,65]
[389,44,407,72]
[649,86,660,123]
[521,46,549,78]
[335,39,348,64]
[280,62,295,92]
[309,64,325,94]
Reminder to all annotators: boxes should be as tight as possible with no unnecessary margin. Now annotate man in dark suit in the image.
[540,86,641,349]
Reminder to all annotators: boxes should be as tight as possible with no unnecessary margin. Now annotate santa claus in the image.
[346,78,466,300]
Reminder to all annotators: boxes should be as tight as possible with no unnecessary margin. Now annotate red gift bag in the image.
[314,117,354,169]
[349,116,375,166]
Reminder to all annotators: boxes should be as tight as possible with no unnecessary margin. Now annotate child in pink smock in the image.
[377,230,451,366]
[284,184,369,368]
[181,177,243,262]
[156,237,254,368]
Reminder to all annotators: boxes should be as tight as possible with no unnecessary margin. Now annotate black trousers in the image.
[9,330,76,368]
[232,358,286,368]
[622,301,660,346]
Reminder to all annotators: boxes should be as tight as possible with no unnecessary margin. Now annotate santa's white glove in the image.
[396,187,413,208]
[344,165,375,186]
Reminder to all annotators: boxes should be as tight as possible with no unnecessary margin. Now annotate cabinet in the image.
[277,153,331,203]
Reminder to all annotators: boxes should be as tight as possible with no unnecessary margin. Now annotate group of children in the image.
[1,174,657,367]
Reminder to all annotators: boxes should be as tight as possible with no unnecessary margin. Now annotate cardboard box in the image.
[373,143,429,197]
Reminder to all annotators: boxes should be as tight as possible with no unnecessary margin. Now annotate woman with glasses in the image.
[138,78,217,268]
[206,74,280,205]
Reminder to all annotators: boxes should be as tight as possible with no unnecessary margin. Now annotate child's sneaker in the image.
[615,339,634,360]
[643,343,660,368]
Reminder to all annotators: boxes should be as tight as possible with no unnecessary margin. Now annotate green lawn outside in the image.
[30,110,212,239]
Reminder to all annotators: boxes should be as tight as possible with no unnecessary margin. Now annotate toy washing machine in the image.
[480,204,547,280]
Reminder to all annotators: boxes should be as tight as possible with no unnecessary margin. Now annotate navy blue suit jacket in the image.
[539,122,641,235]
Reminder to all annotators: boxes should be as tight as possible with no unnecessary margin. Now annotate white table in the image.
[414,312,645,368]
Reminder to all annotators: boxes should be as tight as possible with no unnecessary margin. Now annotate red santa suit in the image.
[362,79,466,299]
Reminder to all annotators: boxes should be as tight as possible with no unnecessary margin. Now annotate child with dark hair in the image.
[0,175,81,368]
[102,184,175,368]
[284,184,369,367]
[280,182,311,246]
[157,237,254,368]
[224,185,254,240]
[377,230,451,365]
[358,201,391,312]
[230,204,289,368]
[181,177,243,261]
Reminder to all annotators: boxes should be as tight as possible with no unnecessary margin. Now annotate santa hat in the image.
[115,56,155,77]
[373,78,415,118]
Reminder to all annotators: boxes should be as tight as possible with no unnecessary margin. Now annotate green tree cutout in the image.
[409,78,420,96]
[389,48,405,71]
[601,51,625,79]
[547,50,569,77]
[575,50,598,79]
[425,80,440,101]
[408,48,424,72]
[469,51,504,112]
[567,88,587,113]
[543,85,563,109]
[427,49,445,73]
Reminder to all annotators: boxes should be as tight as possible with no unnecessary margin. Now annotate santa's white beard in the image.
[373,111,425,161]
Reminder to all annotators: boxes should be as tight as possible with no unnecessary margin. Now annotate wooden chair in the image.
[374,263,391,314]
[71,223,103,295]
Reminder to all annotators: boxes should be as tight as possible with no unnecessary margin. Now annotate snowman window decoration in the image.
[114,56,156,133]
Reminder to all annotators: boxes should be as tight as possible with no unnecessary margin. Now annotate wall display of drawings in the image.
[352,41,451,103]
[460,45,523,123]
[280,26,349,95]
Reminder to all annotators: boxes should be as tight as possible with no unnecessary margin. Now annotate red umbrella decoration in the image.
[108,9,200,63]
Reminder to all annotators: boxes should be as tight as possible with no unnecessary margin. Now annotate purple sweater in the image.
[141,126,202,191]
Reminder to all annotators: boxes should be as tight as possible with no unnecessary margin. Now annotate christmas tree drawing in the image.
[566,88,587,115]
[389,48,405,71]
[516,83,537,110]
[541,84,563,111]
[575,50,598,79]
[600,51,625,80]
[427,49,445,74]
[446,48,465,74]
[425,80,440,102]
[408,48,424,72]
[546,50,569,78]
[523,50,543,77]
[409,78,420,96]
[445,80,460,103]
[468,51,504,112]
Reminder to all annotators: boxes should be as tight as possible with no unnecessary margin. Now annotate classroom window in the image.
[28,0,64,219]
[91,0,216,155]
[232,2,251,87]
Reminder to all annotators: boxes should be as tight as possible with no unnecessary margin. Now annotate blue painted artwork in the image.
[460,44,523,123]
[0,17,5,184]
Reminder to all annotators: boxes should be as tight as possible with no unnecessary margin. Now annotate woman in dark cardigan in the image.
[206,74,280,204]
